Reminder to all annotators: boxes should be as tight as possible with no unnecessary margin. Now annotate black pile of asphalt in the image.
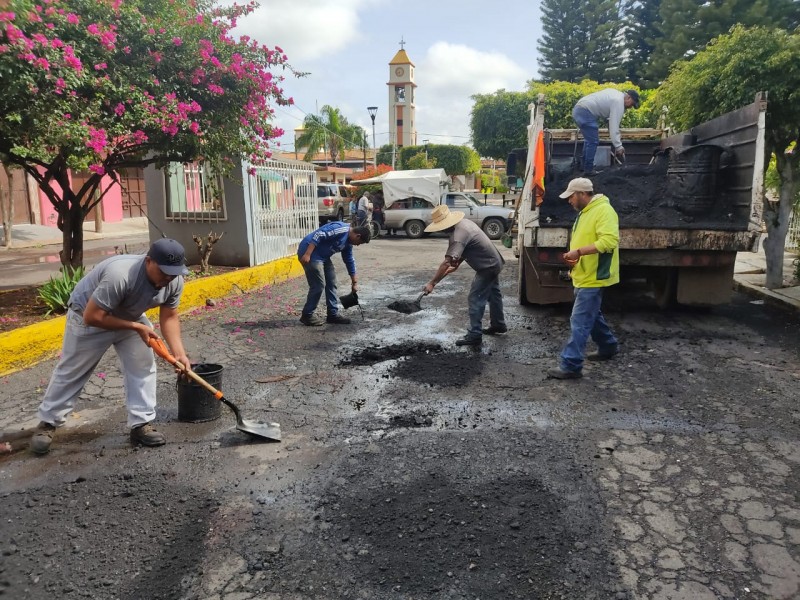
[340,342,444,367]
[540,159,749,231]
[340,342,484,388]
[252,431,625,599]
[0,472,218,600]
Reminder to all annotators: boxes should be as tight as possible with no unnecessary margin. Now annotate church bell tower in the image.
[388,39,417,150]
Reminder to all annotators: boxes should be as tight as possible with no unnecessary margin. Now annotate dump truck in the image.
[508,93,767,307]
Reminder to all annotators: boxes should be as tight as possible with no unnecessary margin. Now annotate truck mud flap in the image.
[519,248,573,305]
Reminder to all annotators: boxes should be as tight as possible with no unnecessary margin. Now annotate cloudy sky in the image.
[234,0,544,155]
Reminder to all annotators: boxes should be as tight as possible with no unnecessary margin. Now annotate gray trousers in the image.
[38,310,157,429]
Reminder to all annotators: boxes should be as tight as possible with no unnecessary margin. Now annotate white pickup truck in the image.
[356,169,514,239]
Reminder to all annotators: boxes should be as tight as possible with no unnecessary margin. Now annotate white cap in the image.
[559,177,594,199]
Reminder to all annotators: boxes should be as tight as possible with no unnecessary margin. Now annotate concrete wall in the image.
[144,162,253,268]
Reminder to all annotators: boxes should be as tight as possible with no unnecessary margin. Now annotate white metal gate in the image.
[242,158,318,266]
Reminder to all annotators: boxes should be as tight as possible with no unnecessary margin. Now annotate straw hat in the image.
[424,205,465,232]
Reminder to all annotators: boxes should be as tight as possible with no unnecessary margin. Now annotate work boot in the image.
[482,324,508,335]
[587,347,619,361]
[326,313,352,325]
[455,335,482,347]
[30,422,56,455]
[546,367,583,380]
[130,423,166,447]
[300,313,324,326]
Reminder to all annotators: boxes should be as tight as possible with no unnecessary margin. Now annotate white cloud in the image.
[235,0,375,64]
[415,42,529,146]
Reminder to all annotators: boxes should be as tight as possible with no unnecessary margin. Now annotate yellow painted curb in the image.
[0,256,304,377]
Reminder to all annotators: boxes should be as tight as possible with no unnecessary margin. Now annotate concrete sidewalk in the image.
[733,245,800,311]
[1,216,149,249]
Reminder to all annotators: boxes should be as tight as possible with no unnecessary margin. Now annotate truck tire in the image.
[405,220,425,239]
[482,218,504,240]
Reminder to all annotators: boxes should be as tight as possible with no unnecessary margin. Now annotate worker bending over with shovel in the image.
[572,88,639,175]
[30,239,191,454]
[298,222,371,326]
[548,177,619,380]
[423,205,506,346]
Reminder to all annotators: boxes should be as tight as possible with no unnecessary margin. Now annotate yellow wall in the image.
[0,256,303,377]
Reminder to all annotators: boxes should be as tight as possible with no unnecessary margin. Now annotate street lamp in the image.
[423,139,429,162]
[367,106,378,166]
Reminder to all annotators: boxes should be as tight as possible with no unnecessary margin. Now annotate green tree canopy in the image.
[659,25,800,288]
[397,145,480,175]
[537,0,624,82]
[0,0,294,267]
[647,0,800,84]
[295,106,365,167]
[623,0,663,88]
[469,90,535,159]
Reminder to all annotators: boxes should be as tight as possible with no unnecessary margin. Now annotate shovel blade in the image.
[236,419,282,442]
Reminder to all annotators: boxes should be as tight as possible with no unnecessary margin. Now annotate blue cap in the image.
[147,238,189,276]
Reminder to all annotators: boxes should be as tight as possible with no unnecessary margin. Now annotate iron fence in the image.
[242,158,318,266]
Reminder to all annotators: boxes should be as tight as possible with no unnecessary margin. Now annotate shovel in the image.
[388,291,427,314]
[147,338,281,442]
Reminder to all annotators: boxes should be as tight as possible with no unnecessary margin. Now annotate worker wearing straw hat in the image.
[423,205,506,346]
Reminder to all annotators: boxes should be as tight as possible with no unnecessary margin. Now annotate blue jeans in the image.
[573,105,599,173]
[467,267,505,339]
[560,287,617,373]
[301,258,339,316]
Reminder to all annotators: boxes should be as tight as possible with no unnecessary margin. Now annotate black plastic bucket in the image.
[177,363,223,423]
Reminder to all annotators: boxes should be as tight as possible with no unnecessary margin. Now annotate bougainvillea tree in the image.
[0,0,295,267]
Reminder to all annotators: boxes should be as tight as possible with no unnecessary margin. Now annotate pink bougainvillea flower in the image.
[89,164,105,175]
[172,37,182,46]
[96,372,107,380]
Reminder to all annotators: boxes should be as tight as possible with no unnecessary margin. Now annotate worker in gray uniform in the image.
[29,238,191,454]
[423,205,507,346]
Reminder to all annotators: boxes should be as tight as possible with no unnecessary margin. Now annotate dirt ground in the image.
[1,237,799,600]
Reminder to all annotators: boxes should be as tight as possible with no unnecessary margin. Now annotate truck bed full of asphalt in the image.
[538,162,751,231]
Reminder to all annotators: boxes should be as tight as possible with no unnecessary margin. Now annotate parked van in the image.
[317,183,353,223]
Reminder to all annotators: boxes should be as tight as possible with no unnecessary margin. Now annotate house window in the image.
[165,162,226,221]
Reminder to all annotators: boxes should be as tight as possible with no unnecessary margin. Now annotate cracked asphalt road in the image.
[1,237,799,599]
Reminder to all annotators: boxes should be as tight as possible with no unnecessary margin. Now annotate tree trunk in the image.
[1,163,14,248]
[762,154,796,289]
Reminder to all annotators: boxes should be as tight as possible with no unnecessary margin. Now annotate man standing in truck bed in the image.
[572,88,639,175]
[548,177,619,379]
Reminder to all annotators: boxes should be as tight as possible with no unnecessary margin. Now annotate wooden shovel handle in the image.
[146,338,224,400]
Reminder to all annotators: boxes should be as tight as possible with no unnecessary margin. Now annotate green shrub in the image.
[38,266,86,316]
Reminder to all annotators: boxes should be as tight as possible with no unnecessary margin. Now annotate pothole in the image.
[387,412,435,429]
[340,342,444,367]
[390,352,484,387]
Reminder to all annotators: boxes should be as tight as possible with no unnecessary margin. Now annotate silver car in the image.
[383,192,512,239]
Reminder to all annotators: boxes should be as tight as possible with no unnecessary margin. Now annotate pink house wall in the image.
[37,170,124,228]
